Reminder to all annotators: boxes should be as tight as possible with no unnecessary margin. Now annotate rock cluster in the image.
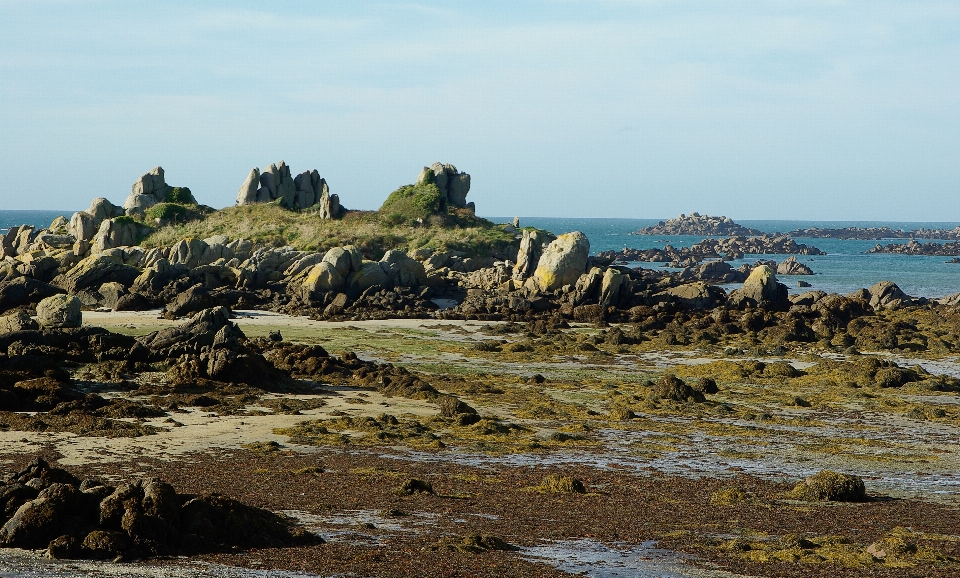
[634,213,764,236]
[236,161,343,216]
[123,166,197,217]
[868,239,960,256]
[597,235,825,266]
[0,458,316,560]
[788,226,960,241]
[415,163,473,211]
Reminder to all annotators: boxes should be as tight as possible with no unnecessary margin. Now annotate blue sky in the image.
[1,1,958,220]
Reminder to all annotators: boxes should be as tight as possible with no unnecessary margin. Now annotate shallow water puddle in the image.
[281,508,438,544]
[520,538,750,578]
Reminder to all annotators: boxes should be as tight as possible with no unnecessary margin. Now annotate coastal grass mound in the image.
[140,202,517,258]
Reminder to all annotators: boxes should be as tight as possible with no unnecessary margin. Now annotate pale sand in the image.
[81,309,497,335]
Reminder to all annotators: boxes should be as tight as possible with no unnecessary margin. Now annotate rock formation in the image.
[416,163,473,212]
[237,162,342,215]
[532,232,590,292]
[123,167,196,217]
[513,229,554,282]
[35,294,82,328]
[726,265,789,310]
[776,256,814,275]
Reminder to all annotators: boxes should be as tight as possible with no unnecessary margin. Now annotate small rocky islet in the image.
[3,166,960,575]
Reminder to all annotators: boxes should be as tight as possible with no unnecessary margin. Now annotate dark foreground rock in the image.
[0,458,318,560]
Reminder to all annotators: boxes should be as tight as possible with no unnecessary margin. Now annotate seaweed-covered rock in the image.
[789,470,866,502]
[0,461,317,560]
[652,375,706,402]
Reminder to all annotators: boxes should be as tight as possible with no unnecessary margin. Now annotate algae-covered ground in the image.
[8,309,960,576]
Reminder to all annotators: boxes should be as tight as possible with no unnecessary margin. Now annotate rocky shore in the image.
[4,164,960,576]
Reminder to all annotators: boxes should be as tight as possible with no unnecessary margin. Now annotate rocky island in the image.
[2,165,960,576]
[633,213,765,236]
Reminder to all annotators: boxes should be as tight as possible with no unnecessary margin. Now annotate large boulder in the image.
[513,229,554,282]
[322,246,359,277]
[347,261,391,294]
[599,268,626,308]
[532,231,590,292]
[302,262,344,297]
[726,265,788,310]
[868,281,911,310]
[36,294,82,328]
[379,250,426,287]
[776,256,814,275]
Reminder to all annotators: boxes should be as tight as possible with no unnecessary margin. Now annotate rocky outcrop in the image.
[868,281,914,310]
[53,254,140,294]
[379,250,427,288]
[513,229,554,282]
[532,232,590,292]
[36,294,82,328]
[237,162,342,214]
[91,219,152,253]
[634,213,764,236]
[416,163,472,211]
[68,198,125,255]
[776,256,814,275]
[726,265,788,310]
[123,167,196,217]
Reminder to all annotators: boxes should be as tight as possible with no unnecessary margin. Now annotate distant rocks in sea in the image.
[788,226,960,241]
[597,234,824,268]
[868,239,960,256]
[634,213,764,237]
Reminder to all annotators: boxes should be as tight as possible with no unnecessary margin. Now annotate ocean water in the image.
[3,211,959,298]
[0,210,76,233]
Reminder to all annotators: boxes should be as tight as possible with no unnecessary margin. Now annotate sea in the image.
[4,210,960,298]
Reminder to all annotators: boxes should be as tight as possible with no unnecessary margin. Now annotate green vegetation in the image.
[165,186,196,205]
[379,182,445,222]
[144,202,207,225]
[140,202,518,259]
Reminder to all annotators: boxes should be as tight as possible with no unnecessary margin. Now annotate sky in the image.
[1,1,959,220]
